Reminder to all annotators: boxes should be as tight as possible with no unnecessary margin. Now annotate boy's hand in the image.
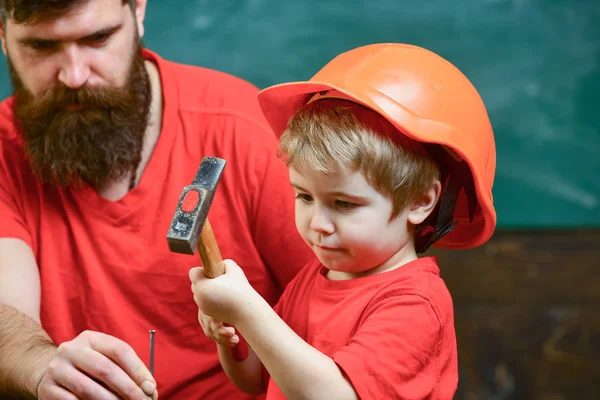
[189,259,257,324]
[197,309,240,347]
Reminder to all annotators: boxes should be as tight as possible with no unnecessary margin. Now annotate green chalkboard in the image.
[1,0,599,228]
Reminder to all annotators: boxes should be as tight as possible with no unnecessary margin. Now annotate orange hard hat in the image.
[258,43,496,250]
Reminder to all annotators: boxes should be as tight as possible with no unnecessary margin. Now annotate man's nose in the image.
[57,44,91,89]
[310,207,334,234]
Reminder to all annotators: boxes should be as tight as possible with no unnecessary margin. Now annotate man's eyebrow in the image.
[18,23,122,45]
[80,24,122,40]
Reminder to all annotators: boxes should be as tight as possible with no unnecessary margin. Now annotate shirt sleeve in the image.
[333,293,450,400]
[0,161,31,245]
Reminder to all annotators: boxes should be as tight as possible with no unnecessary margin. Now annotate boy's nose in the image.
[309,209,334,234]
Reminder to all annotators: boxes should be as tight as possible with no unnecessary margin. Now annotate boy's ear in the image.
[407,180,442,225]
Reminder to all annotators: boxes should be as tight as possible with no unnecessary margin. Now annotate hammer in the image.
[167,156,248,361]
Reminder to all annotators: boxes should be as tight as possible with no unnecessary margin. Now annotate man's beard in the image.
[9,41,152,189]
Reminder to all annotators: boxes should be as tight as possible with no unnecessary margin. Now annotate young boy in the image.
[189,43,496,399]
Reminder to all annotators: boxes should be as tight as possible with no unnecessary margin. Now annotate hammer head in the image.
[167,156,226,255]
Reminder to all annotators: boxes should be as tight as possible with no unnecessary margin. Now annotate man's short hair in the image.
[1,0,135,25]
[278,98,441,218]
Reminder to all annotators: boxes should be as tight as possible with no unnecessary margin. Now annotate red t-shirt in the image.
[0,49,314,399]
[270,257,458,400]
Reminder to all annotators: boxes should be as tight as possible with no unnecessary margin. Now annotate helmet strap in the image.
[415,146,478,253]
[415,172,459,253]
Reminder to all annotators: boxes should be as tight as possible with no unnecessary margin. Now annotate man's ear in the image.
[407,180,442,226]
[134,0,148,38]
[0,20,7,55]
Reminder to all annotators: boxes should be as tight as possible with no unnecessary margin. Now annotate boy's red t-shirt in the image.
[269,257,458,400]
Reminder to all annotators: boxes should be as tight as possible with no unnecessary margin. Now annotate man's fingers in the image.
[40,383,81,400]
[46,357,120,400]
[64,345,151,400]
[84,332,156,398]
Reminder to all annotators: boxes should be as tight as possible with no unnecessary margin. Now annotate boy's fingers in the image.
[188,267,204,282]
[223,259,239,274]
[208,320,218,334]
[229,335,240,347]
[219,326,235,336]
[218,330,234,339]
[215,335,238,347]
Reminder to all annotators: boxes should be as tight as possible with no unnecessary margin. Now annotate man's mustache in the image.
[20,85,131,118]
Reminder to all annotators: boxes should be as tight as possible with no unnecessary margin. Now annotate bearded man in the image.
[0,1,313,399]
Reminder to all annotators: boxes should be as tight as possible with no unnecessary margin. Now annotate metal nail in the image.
[149,330,156,376]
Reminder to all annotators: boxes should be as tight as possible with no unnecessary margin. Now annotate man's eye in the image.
[29,41,56,51]
[86,33,110,44]
[295,194,313,203]
[335,200,357,211]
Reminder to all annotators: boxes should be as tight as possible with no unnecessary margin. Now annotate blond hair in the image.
[278,99,441,217]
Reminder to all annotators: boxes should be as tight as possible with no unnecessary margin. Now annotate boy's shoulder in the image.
[373,257,454,321]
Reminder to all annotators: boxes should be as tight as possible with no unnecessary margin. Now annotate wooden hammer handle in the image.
[196,219,225,278]
[196,219,249,362]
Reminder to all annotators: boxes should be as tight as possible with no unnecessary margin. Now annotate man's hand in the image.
[197,309,240,348]
[37,330,158,400]
[189,259,258,324]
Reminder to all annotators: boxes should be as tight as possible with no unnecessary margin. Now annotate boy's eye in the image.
[335,200,357,210]
[295,193,313,203]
